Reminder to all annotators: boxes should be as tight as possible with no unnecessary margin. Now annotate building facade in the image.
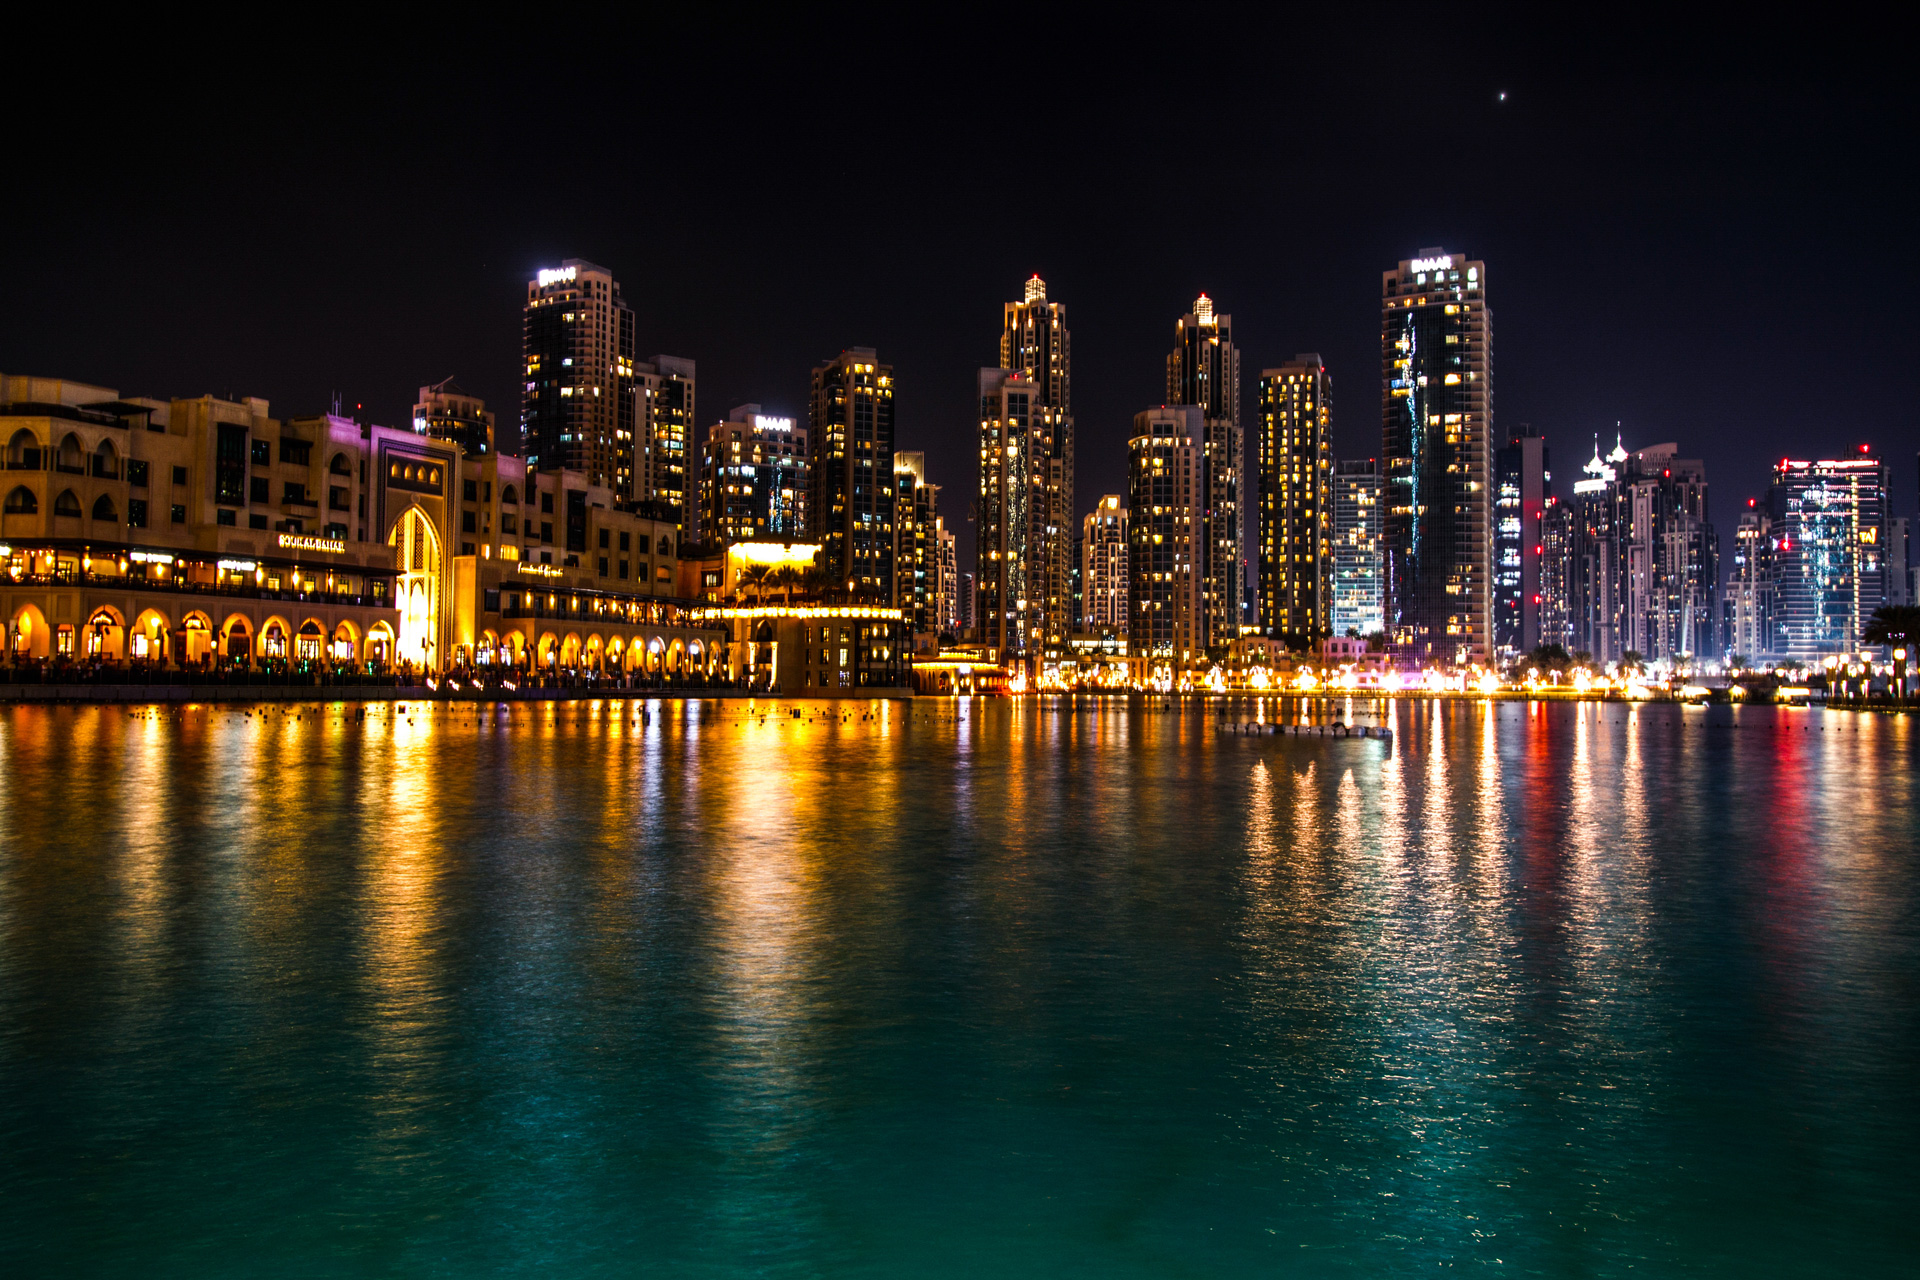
[892,451,939,636]
[808,348,895,598]
[0,375,724,680]
[1767,453,1889,659]
[933,517,958,638]
[632,356,697,529]
[975,367,1040,662]
[1168,295,1243,638]
[521,260,636,491]
[1127,407,1205,668]
[1494,427,1550,659]
[999,275,1074,658]
[1380,249,1492,666]
[1331,458,1383,638]
[697,404,806,547]
[1725,501,1778,661]
[1256,356,1332,643]
[1081,494,1128,637]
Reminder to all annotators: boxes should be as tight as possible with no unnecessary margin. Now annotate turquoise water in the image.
[1,698,1915,1276]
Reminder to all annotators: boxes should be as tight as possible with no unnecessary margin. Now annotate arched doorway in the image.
[221,615,252,664]
[389,505,442,672]
[130,608,172,663]
[332,621,359,664]
[366,622,395,668]
[85,606,125,660]
[181,613,213,665]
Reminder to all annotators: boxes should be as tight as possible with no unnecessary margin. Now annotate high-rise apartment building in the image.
[1331,459,1384,637]
[997,277,1074,658]
[1256,356,1331,642]
[1494,427,1551,659]
[1558,440,1626,663]
[1726,500,1779,660]
[893,452,939,634]
[1616,443,1717,662]
[1127,407,1206,663]
[958,571,975,633]
[1886,516,1910,608]
[1767,452,1889,658]
[1168,295,1243,638]
[1081,494,1128,636]
[976,368,1039,660]
[808,348,894,596]
[522,260,636,485]
[634,356,696,529]
[1380,249,1491,666]
[413,378,495,455]
[933,517,958,638]
[697,404,806,547]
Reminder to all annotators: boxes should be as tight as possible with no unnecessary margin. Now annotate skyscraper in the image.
[1081,494,1128,637]
[1616,443,1717,663]
[976,367,1039,660]
[413,378,495,455]
[633,356,696,529]
[1768,452,1889,658]
[1128,407,1206,665]
[1380,249,1492,666]
[1168,295,1243,640]
[1331,459,1384,638]
[1726,500,1779,660]
[697,405,806,547]
[998,276,1073,658]
[1494,427,1550,659]
[522,260,635,484]
[933,517,958,638]
[808,348,895,595]
[893,452,939,634]
[1256,356,1331,642]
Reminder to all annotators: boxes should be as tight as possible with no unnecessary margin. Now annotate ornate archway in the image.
[389,505,443,671]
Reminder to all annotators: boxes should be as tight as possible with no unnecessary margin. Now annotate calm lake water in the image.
[1,697,1915,1277]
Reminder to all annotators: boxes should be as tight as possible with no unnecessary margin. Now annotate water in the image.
[1,698,1915,1276]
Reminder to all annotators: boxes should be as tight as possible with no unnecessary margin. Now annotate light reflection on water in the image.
[0,698,1915,1276]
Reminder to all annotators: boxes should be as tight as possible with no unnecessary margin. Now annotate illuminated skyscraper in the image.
[1494,427,1550,659]
[522,259,635,484]
[808,348,894,595]
[1168,295,1243,638]
[1615,443,1717,663]
[634,356,696,529]
[1767,452,1889,658]
[1256,356,1331,642]
[934,518,958,638]
[1380,249,1492,666]
[893,452,939,635]
[1081,494,1128,636]
[976,368,1039,660]
[697,404,806,547]
[1726,501,1779,660]
[998,276,1073,657]
[1128,407,1206,665]
[1331,459,1383,637]
[413,378,495,455]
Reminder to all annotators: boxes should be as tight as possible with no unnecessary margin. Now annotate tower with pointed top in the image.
[988,275,1073,660]
[1168,295,1243,648]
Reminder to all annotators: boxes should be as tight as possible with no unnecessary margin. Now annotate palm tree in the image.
[772,565,799,607]
[1862,605,1920,648]
[737,563,771,605]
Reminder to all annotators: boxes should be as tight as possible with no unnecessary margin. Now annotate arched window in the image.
[92,439,118,478]
[501,484,518,505]
[330,452,351,475]
[4,486,36,513]
[92,494,118,521]
[54,489,81,517]
[6,430,40,469]
[56,434,82,472]
[657,536,672,556]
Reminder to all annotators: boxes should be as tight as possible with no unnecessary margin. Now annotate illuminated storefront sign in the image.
[1410,254,1453,274]
[278,533,346,554]
[216,559,256,572]
[517,562,565,578]
[129,551,174,565]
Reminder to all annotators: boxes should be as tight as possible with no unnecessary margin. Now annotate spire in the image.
[1194,293,1215,325]
[1608,425,1628,464]
[1025,274,1046,303]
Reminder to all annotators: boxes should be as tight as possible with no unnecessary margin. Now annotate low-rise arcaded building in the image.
[0,374,727,679]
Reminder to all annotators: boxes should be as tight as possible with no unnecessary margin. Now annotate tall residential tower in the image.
[1380,249,1492,666]
[1256,356,1332,642]
[808,348,895,596]
[997,276,1073,658]
[1168,295,1243,641]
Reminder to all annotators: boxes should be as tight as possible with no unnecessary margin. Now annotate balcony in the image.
[3,570,393,611]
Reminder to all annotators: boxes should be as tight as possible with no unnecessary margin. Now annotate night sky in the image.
[7,21,1914,574]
